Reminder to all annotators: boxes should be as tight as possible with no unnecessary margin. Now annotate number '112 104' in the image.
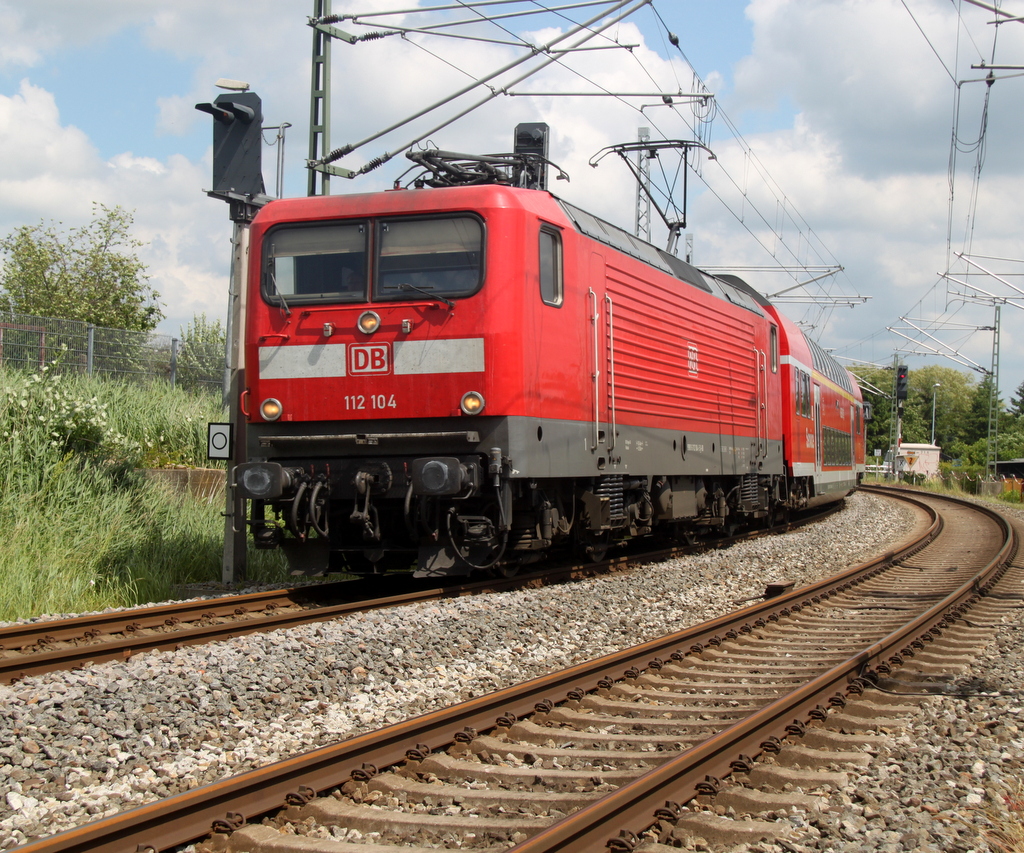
[345,395,397,410]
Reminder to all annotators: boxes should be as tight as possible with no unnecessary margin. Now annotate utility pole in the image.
[308,0,332,196]
[266,122,292,198]
[985,303,1002,477]
[634,127,652,241]
[306,0,356,195]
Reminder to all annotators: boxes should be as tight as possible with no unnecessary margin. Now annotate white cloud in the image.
[682,0,1024,383]
[108,153,167,175]
[0,0,158,67]
[1,1,1020,389]
[0,5,42,67]
[0,78,231,335]
[0,81,98,184]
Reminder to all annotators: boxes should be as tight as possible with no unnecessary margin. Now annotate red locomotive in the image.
[236,151,866,576]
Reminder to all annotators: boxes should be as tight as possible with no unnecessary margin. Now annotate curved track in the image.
[12,488,1016,853]
[0,507,839,684]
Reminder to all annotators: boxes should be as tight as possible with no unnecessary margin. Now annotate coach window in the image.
[539,226,563,306]
[264,222,368,304]
[375,215,483,301]
[769,326,778,372]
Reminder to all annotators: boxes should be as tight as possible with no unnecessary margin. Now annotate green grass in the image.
[862,471,1023,505]
[0,366,288,622]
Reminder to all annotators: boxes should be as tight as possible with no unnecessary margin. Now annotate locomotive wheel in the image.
[678,529,698,547]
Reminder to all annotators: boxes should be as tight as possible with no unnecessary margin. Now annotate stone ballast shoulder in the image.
[5,493,1014,852]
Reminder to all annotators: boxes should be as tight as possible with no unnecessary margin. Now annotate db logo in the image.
[348,344,390,375]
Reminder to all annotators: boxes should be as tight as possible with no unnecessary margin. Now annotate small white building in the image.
[885,443,941,478]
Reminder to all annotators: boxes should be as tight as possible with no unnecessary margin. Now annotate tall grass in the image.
[863,471,1023,506]
[0,366,287,621]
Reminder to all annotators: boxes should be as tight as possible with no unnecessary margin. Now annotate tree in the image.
[0,204,163,332]
[1009,379,1024,419]
[177,313,226,392]
[963,374,1002,446]
[850,363,978,456]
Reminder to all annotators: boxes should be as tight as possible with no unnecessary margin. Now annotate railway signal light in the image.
[195,91,265,199]
[896,365,909,400]
[514,122,549,190]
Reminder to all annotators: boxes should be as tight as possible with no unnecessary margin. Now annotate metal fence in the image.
[0,312,224,392]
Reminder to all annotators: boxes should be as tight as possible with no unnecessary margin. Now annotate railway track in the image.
[11,486,1018,853]
[0,507,838,685]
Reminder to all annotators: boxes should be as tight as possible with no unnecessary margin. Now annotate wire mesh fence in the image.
[0,311,224,393]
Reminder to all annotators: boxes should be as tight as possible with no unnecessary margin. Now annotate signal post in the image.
[196,83,271,583]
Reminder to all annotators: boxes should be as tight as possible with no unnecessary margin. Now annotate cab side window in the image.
[539,226,563,307]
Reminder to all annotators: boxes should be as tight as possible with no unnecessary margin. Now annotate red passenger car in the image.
[237,166,864,576]
[767,309,865,507]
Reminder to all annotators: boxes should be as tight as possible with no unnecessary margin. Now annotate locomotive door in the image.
[813,384,822,472]
[850,404,856,468]
[588,252,615,462]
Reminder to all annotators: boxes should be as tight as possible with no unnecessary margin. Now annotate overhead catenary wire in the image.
[314,0,650,170]
[315,0,856,332]
[836,0,1024,375]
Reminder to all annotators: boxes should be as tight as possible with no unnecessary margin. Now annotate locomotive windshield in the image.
[265,222,368,303]
[262,215,483,307]
[375,217,483,301]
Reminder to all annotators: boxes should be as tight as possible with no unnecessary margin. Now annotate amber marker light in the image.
[357,311,381,334]
[260,398,283,421]
[460,391,485,415]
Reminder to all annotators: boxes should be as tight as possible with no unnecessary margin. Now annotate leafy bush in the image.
[0,204,162,332]
[0,363,140,462]
[176,313,225,392]
[0,366,287,621]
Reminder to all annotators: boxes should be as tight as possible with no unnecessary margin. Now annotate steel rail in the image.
[507,489,1016,852]
[0,506,841,684]
[11,494,938,853]
[0,584,331,648]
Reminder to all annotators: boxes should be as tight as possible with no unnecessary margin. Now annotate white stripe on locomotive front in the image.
[257,337,486,380]
[393,338,484,375]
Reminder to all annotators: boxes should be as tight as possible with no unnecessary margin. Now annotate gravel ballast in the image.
[1,491,1020,851]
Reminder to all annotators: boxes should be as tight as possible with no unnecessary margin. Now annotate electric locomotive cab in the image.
[239,188,534,576]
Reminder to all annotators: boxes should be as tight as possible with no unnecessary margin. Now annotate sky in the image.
[1,0,1023,403]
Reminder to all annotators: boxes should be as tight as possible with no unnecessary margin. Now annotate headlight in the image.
[358,311,381,334]
[460,391,485,415]
[260,398,283,421]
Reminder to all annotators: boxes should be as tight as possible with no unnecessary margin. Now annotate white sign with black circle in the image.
[207,423,232,460]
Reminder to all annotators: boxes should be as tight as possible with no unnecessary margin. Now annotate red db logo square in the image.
[349,344,390,375]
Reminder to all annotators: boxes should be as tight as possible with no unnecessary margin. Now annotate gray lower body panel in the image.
[249,414,784,481]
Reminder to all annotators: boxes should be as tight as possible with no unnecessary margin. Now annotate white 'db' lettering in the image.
[349,343,390,375]
[687,345,699,375]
